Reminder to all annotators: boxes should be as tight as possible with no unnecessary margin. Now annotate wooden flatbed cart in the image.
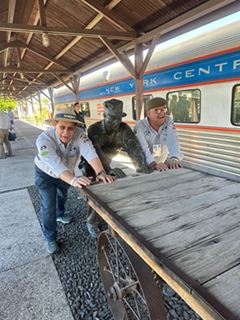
[78,168,240,320]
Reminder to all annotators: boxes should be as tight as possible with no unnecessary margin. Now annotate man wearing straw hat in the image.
[34,105,115,254]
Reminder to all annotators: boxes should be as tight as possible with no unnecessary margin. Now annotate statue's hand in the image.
[109,168,126,178]
[136,164,154,174]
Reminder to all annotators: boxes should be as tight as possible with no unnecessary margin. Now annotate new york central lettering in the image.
[99,56,240,98]
[129,77,157,89]
[173,59,240,80]
[105,86,120,94]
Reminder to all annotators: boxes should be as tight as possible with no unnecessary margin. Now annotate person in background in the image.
[134,97,183,172]
[74,102,86,131]
[168,94,179,121]
[79,98,153,238]
[177,94,190,122]
[34,105,115,254]
[7,107,17,140]
[0,110,13,159]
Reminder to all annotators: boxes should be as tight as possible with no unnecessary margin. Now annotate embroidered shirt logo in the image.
[83,135,89,143]
[144,129,151,136]
[40,144,48,156]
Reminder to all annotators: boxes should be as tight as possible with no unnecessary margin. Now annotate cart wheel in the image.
[98,231,167,320]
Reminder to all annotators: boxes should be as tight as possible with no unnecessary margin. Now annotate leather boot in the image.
[86,222,100,238]
[86,205,100,238]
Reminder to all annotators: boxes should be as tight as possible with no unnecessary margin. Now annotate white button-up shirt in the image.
[0,111,10,129]
[35,127,98,178]
[134,116,183,165]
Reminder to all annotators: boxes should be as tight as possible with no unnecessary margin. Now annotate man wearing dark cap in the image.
[79,98,152,237]
[134,97,183,172]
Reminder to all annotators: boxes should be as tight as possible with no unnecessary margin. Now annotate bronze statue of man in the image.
[79,98,152,237]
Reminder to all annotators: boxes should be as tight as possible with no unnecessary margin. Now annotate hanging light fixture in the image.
[42,32,50,47]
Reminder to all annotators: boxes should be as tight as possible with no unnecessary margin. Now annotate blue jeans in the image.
[35,165,70,241]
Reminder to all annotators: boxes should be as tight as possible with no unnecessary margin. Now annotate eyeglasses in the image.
[152,107,167,114]
[58,125,75,131]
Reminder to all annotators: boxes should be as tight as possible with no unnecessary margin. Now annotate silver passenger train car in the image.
[55,20,240,181]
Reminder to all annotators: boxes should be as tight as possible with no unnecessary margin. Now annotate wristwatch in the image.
[97,170,107,176]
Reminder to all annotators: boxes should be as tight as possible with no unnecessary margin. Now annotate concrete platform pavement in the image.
[0,120,74,320]
[0,120,136,320]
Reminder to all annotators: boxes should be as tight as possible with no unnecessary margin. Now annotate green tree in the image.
[0,97,16,112]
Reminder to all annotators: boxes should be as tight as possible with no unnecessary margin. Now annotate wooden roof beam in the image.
[1,74,45,87]
[13,75,46,85]
[1,82,46,88]
[138,34,160,79]
[24,0,123,90]
[0,68,72,74]
[4,0,16,67]
[20,0,49,50]
[16,48,22,69]
[0,42,8,54]
[7,39,28,49]
[99,36,137,79]
[37,0,47,26]
[0,23,138,39]
[40,89,51,100]
[52,73,75,94]
[81,0,135,32]
[17,0,49,86]
[51,0,122,61]
[5,39,70,73]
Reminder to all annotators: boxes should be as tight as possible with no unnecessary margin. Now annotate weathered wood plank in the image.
[204,265,240,319]
[90,167,187,192]
[168,226,240,284]
[103,175,233,215]
[88,168,204,201]
[89,170,233,217]
[145,206,239,257]
[122,187,240,237]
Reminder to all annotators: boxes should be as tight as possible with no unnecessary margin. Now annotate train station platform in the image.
[0,120,135,320]
[0,120,206,320]
[0,120,75,320]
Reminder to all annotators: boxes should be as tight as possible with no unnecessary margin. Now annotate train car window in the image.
[132,94,153,120]
[80,102,91,118]
[231,84,240,126]
[167,90,201,123]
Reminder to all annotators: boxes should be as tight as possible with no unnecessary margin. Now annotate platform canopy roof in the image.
[0,0,238,101]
